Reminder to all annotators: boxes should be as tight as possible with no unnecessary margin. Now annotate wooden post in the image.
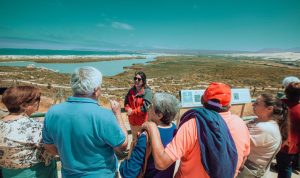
[252,86,256,97]
[240,104,246,118]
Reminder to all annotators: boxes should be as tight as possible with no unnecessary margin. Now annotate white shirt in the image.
[247,119,281,166]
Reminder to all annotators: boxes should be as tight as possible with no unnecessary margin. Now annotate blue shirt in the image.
[119,123,176,178]
[42,97,125,178]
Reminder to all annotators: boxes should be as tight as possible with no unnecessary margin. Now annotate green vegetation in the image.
[1,55,300,104]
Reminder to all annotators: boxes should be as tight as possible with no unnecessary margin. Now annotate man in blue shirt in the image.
[43,66,128,178]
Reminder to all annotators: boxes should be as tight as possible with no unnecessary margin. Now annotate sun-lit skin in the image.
[134,74,143,91]
[148,105,165,126]
[24,101,40,116]
[252,95,273,122]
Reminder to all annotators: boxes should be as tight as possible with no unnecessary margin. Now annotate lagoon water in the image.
[0,57,155,76]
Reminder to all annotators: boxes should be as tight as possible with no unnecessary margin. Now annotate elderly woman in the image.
[276,82,300,178]
[238,94,283,178]
[0,86,57,178]
[120,93,180,178]
[124,71,153,152]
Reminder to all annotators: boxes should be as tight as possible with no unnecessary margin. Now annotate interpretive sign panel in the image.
[180,88,251,108]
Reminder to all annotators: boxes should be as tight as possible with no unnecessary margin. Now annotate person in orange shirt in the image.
[142,82,250,178]
[202,83,251,177]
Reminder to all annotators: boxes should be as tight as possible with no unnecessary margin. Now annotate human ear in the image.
[24,104,37,116]
[94,87,101,97]
[157,113,164,120]
[267,106,274,113]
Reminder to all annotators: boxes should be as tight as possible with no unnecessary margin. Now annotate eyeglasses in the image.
[134,77,142,81]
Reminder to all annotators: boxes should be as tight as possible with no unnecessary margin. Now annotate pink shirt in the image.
[165,111,250,178]
[219,111,251,177]
[165,118,209,178]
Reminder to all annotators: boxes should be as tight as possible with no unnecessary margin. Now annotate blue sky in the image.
[0,0,299,51]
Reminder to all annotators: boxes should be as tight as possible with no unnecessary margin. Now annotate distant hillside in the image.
[1,47,299,56]
[139,49,251,55]
[257,47,300,53]
[0,47,252,56]
[0,48,141,56]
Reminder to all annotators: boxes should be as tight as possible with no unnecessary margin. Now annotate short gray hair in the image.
[282,76,300,88]
[70,66,102,95]
[152,93,181,125]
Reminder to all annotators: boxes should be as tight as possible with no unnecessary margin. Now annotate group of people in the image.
[0,66,299,178]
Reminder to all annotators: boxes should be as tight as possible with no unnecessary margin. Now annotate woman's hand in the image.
[142,121,157,132]
[142,121,174,170]
[127,108,133,116]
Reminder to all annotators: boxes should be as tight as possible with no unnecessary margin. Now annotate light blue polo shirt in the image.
[42,97,125,178]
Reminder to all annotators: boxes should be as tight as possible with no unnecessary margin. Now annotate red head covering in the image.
[202,82,231,106]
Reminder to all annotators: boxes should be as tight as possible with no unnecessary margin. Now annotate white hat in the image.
[282,76,300,88]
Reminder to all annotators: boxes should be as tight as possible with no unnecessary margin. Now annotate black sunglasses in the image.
[134,77,142,81]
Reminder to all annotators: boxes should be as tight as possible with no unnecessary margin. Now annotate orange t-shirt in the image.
[165,118,209,178]
[165,112,250,178]
[219,111,251,177]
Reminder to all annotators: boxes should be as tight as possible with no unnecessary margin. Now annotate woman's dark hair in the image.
[260,93,288,140]
[2,86,41,113]
[260,94,286,116]
[135,71,147,87]
[285,82,300,102]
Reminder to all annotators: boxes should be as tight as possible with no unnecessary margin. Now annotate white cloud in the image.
[111,21,134,30]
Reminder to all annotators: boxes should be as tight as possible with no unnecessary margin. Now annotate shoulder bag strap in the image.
[264,141,282,171]
[137,131,152,178]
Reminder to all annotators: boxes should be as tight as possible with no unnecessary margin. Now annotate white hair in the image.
[70,66,102,95]
[282,76,300,88]
[152,93,181,124]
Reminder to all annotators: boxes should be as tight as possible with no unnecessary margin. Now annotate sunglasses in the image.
[134,77,142,81]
